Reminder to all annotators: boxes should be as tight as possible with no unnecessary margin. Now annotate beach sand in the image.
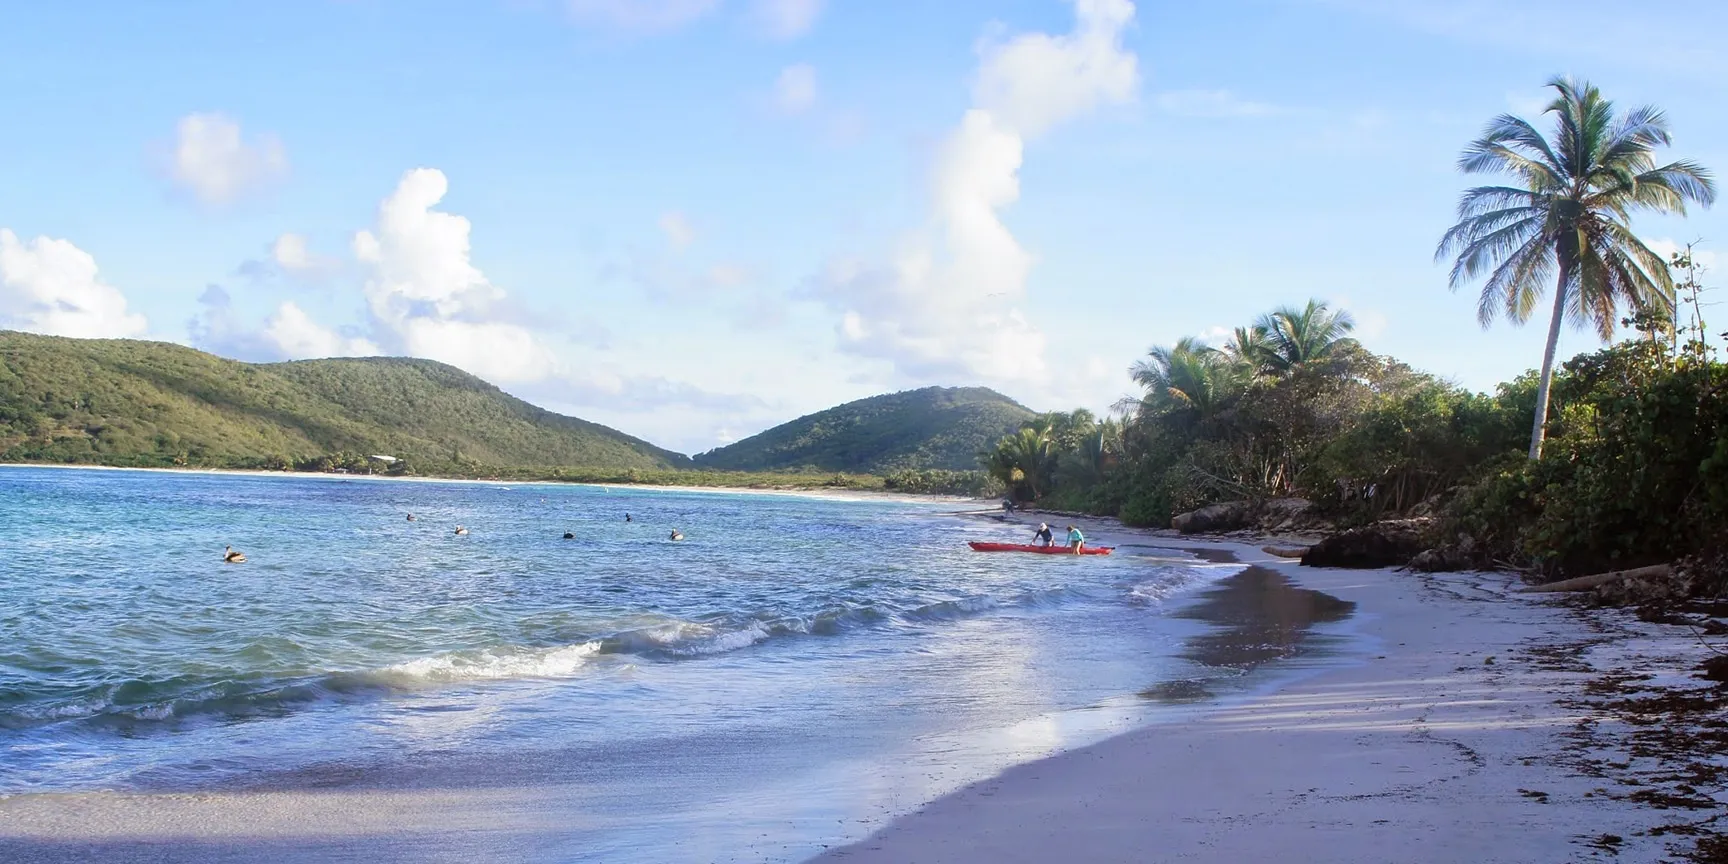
[811,519,1728,863]
[2,515,1722,863]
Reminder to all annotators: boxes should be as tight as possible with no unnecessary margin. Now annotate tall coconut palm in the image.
[1436,76,1715,459]
[1221,325,1272,373]
[1252,300,1357,376]
[1125,336,1240,421]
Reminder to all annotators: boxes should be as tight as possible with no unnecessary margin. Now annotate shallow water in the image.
[0,467,1358,862]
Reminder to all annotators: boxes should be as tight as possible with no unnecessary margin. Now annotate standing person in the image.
[1032,523,1054,547]
[1067,525,1085,554]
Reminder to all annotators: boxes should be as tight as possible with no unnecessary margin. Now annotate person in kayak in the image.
[1033,523,1054,547]
[1067,525,1085,554]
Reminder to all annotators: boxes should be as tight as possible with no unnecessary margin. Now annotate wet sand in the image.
[812,529,1727,863]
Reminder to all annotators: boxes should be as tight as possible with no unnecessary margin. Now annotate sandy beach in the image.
[813,517,1728,863]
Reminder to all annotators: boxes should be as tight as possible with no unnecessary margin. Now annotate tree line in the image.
[981,77,1725,585]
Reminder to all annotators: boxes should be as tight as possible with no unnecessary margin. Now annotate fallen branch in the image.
[1262,545,1309,559]
[1517,563,1673,594]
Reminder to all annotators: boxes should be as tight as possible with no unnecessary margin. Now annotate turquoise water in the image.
[0,466,1348,862]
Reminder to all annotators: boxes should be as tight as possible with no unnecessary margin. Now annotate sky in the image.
[2,0,1725,456]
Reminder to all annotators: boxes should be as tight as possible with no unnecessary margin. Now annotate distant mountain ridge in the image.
[692,386,1035,474]
[0,331,689,471]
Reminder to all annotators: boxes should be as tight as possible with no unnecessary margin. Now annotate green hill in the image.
[0,331,689,471]
[693,386,1036,473]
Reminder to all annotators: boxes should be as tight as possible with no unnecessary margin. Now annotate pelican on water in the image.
[223,546,247,564]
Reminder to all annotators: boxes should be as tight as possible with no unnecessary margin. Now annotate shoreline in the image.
[0,461,985,507]
[812,519,1728,863]
[0,526,1362,864]
[4,488,1722,860]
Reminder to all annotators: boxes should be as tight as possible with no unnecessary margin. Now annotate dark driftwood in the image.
[1262,545,1310,559]
[1517,564,1673,594]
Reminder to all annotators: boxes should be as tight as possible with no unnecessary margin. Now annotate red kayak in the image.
[968,541,1113,556]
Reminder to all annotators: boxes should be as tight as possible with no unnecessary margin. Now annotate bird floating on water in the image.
[406,514,415,522]
[454,526,469,536]
[669,529,685,541]
[223,546,247,564]
[563,531,575,539]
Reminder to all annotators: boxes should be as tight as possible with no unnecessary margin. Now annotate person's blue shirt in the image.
[1068,528,1084,543]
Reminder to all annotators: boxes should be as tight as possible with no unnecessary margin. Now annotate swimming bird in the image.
[454,526,469,536]
[563,531,575,539]
[669,529,684,541]
[223,546,247,564]
[406,514,415,522]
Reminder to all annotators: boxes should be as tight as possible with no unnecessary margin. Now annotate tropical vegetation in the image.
[1436,76,1716,458]
[0,331,689,474]
[693,386,1033,474]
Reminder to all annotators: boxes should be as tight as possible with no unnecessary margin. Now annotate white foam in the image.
[1129,566,1224,606]
[666,621,772,657]
[382,641,603,682]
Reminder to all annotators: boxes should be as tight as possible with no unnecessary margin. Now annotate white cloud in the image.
[272,233,315,271]
[752,0,823,40]
[264,301,381,359]
[0,229,148,339]
[1196,324,1233,344]
[1153,89,1283,118]
[168,113,287,206]
[773,63,819,114]
[658,211,696,250]
[970,0,1139,138]
[811,0,1138,385]
[353,168,558,384]
[564,0,720,32]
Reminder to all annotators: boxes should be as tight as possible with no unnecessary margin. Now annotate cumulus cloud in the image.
[168,113,287,206]
[752,0,823,40]
[189,285,378,361]
[352,168,559,384]
[565,0,720,32]
[272,233,315,271]
[773,63,819,114]
[0,229,148,339]
[810,0,1138,384]
[192,168,761,431]
[264,301,381,359]
[970,0,1139,138]
[235,232,342,283]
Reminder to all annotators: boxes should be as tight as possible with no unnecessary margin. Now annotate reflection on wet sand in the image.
[1140,562,1357,703]
[1176,565,1356,670]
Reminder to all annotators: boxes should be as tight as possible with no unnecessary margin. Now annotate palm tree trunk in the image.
[1527,267,1571,460]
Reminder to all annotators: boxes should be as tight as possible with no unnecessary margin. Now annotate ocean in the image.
[0,466,1357,862]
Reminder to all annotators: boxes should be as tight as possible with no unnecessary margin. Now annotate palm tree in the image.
[1125,337,1240,420]
[1436,76,1715,459]
[1221,325,1272,373]
[982,426,1055,500]
[1252,300,1357,376]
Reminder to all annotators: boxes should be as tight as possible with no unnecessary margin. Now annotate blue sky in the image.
[2,0,1724,455]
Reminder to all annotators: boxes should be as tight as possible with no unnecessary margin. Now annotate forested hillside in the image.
[0,332,689,472]
[693,386,1035,473]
